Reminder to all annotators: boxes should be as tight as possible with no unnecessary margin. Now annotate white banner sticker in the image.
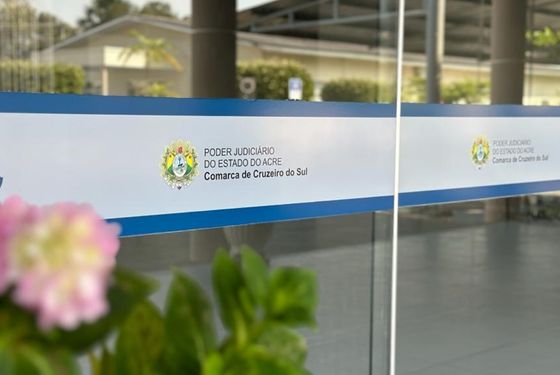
[0,113,396,223]
[399,116,560,205]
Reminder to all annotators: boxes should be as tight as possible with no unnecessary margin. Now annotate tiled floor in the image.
[396,221,560,375]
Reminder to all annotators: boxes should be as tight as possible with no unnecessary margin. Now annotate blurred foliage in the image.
[0,268,156,375]
[139,1,177,18]
[0,247,317,374]
[321,78,394,103]
[441,80,489,104]
[526,195,560,220]
[52,64,86,94]
[120,30,183,71]
[403,76,489,104]
[402,75,428,103]
[0,0,76,58]
[106,247,318,375]
[79,0,135,29]
[0,60,85,94]
[135,81,177,97]
[526,27,560,57]
[237,60,314,100]
[79,0,179,29]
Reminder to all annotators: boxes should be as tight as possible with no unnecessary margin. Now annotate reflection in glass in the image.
[2,1,400,374]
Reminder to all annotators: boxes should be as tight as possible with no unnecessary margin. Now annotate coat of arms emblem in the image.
[161,140,198,189]
[471,135,490,168]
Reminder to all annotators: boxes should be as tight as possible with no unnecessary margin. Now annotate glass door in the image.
[0,1,402,374]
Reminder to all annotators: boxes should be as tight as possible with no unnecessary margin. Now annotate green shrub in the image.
[526,27,560,58]
[321,78,381,102]
[402,75,427,103]
[53,63,85,94]
[441,80,489,104]
[0,60,85,94]
[237,60,314,100]
[132,81,177,97]
[403,76,489,104]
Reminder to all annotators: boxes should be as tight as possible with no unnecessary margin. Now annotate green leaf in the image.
[202,353,224,375]
[42,350,79,375]
[0,335,79,375]
[8,349,43,375]
[0,296,40,342]
[50,267,158,353]
[265,268,318,328]
[89,346,114,375]
[114,301,164,375]
[228,346,310,375]
[212,249,255,341]
[255,325,307,366]
[10,346,78,375]
[160,345,193,375]
[163,270,216,374]
[0,339,16,375]
[240,247,269,307]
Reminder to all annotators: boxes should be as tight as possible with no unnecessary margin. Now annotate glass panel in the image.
[0,0,402,102]
[0,1,400,374]
[397,196,560,375]
[526,0,560,105]
[119,213,395,375]
[397,1,560,374]
[400,0,491,105]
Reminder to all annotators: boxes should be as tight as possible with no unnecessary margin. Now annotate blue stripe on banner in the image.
[0,92,396,118]
[108,180,560,236]
[400,180,560,207]
[109,196,394,237]
[2,93,559,118]
[402,103,560,117]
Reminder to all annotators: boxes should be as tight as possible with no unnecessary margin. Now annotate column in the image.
[191,0,237,98]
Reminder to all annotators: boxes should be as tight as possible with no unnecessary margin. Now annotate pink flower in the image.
[0,196,39,293]
[0,197,120,331]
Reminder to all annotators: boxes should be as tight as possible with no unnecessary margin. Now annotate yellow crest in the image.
[161,140,198,189]
[471,135,490,167]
